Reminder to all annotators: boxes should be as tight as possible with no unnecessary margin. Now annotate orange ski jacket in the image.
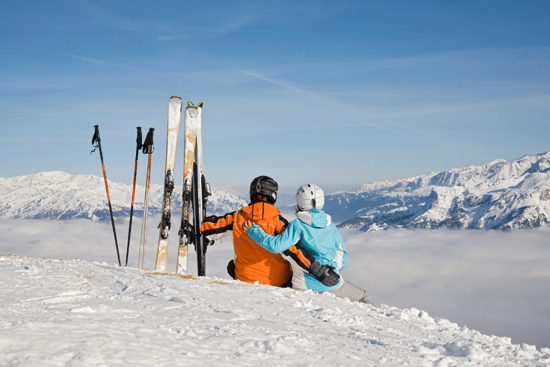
[201,202,309,286]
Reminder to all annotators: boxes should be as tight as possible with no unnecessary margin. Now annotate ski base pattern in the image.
[155,96,182,272]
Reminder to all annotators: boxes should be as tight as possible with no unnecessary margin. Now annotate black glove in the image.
[227,260,236,280]
[310,261,340,287]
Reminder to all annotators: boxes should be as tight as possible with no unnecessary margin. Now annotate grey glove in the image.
[310,261,340,287]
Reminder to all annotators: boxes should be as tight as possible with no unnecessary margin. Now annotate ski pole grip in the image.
[136,127,143,150]
[92,125,100,145]
[91,125,101,154]
[142,128,155,154]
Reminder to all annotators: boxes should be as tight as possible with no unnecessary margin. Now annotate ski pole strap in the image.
[91,125,100,154]
[142,128,155,154]
[136,127,143,150]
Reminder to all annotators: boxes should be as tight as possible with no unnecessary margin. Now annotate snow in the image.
[0,171,247,221]
[2,253,549,366]
[2,150,550,231]
[327,150,550,230]
[2,150,550,364]
[1,216,550,359]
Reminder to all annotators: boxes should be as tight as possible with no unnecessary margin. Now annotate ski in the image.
[155,96,183,272]
[177,101,211,275]
[193,138,212,276]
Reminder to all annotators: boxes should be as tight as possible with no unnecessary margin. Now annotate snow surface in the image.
[1,217,550,353]
[2,253,549,366]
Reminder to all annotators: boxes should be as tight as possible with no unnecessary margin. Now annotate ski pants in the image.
[328,279,373,305]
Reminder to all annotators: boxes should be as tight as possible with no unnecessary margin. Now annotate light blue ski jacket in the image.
[247,209,348,292]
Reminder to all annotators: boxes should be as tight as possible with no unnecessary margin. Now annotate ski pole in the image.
[126,127,143,267]
[91,125,122,266]
[138,128,154,270]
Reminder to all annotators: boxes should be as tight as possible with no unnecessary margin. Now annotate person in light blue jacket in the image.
[244,184,373,304]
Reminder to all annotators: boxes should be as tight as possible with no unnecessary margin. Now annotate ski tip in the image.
[197,101,203,108]
[170,95,182,100]
[187,101,194,107]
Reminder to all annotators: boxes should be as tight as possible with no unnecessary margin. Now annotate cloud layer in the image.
[1,217,548,349]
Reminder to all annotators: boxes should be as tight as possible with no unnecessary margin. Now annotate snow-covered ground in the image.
[1,253,549,366]
[1,217,549,364]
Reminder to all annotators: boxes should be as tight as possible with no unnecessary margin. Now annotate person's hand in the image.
[242,220,253,234]
[310,261,340,287]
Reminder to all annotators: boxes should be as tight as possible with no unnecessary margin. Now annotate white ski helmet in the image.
[296,184,324,211]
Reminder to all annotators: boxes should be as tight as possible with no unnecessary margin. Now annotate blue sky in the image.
[1,0,548,193]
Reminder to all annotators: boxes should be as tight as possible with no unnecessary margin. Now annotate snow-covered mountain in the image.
[326,151,550,231]
[1,254,548,366]
[2,150,550,231]
[0,171,248,221]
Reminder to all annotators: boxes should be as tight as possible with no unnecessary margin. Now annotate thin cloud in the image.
[212,10,261,34]
[237,70,439,141]
[156,34,189,41]
[384,94,550,119]
[76,0,140,31]
[60,52,169,76]
[333,46,550,75]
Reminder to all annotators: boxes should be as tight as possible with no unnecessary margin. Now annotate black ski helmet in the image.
[250,176,278,204]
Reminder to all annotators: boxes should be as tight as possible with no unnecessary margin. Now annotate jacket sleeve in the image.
[338,243,348,272]
[274,215,289,235]
[247,221,301,254]
[200,212,236,241]
[283,242,316,273]
[272,216,316,272]
[332,226,347,272]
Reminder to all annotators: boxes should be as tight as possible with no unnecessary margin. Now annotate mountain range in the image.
[1,150,549,231]
[325,150,550,231]
[0,171,247,221]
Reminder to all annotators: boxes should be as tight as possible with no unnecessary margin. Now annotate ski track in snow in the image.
[1,255,549,366]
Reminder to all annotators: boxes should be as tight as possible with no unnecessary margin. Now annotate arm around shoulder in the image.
[247,221,301,254]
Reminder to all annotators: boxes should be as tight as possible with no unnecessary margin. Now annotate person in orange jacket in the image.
[200,176,340,287]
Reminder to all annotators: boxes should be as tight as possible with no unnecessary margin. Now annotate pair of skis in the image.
[154,97,211,276]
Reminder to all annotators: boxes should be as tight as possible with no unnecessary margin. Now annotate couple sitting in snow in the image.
[200,176,373,304]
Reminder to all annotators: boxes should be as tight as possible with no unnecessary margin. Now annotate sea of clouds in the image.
[1,217,548,350]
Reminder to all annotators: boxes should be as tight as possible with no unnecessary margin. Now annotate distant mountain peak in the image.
[0,171,247,221]
[325,151,550,231]
[3,150,550,231]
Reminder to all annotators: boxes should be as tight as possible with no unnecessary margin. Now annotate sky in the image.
[1,0,549,192]
[1,218,549,350]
